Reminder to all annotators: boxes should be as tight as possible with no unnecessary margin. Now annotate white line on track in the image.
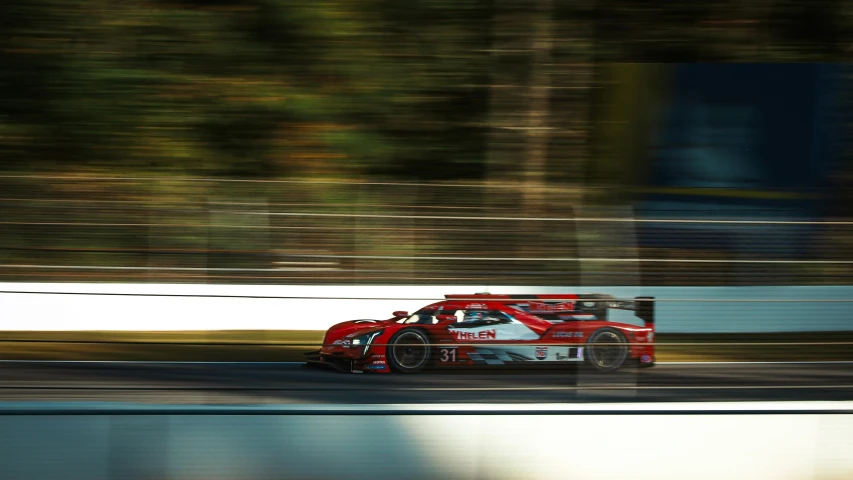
[0,384,852,391]
[658,361,853,365]
[0,360,304,364]
[1,360,852,366]
[403,385,853,391]
[0,401,851,413]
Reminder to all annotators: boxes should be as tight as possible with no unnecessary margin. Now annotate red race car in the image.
[305,293,656,374]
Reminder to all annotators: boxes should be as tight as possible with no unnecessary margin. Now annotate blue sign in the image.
[631,63,848,257]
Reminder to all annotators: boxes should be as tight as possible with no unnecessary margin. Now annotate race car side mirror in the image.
[393,311,408,318]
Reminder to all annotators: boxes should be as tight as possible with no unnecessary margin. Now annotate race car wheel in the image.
[387,329,431,373]
[585,327,629,373]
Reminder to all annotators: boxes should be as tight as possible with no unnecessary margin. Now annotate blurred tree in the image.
[3,0,849,181]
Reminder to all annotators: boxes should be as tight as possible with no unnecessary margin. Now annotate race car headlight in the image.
[350,330,384,356]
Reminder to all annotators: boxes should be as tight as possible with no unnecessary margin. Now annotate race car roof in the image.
[443,293,655,326]
[444,293,615,302]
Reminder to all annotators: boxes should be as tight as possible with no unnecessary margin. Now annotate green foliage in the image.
[2,0,851,178]
[0,0,495,179]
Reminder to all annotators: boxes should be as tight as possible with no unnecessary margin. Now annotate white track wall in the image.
[1,283,853,333]
[0,403,852,480]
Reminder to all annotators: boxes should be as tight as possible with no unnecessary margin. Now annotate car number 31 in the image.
[439,348,457,362]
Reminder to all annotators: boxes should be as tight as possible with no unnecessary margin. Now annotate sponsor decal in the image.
[371,360,386,365]
[465,303,487,310]
[552,331,583,338]
[451,329,497,341]
[528,301,575,312]
[332,339,343,345]
[535,346,548,360]
[366,365,385,370]
[555,352,569,361]
[371,354,385,359]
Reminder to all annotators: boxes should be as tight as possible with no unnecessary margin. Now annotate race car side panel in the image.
[430,320,655,368]
[432,343,585,367]
[546,321,656,365]
[346,322,654,371]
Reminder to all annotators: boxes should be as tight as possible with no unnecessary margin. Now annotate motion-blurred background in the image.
[2,0,852,287]
[3,8,853,480]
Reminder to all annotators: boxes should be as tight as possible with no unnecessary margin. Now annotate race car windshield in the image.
[461,310,513,325]
[400,311,436,325]
[398,307,463,325]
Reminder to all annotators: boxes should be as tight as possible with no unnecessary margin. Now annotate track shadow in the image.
[1,362,851,404]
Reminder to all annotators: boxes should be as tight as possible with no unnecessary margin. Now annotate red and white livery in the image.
[305,293,656,374]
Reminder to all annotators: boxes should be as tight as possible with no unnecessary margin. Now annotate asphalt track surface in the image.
[1,361,852,404]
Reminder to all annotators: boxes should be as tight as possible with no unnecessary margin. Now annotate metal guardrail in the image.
[1,175,850,285]
[3,290,853,301]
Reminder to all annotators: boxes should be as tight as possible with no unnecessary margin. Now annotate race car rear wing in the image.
[444,293,655,328]
[609,296,655,328]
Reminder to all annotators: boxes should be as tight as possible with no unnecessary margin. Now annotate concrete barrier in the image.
[0,402,851,480]
[2,283,853,333]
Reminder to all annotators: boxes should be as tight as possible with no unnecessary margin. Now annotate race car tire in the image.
[585,327,629,373]
[386,328,431,373]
